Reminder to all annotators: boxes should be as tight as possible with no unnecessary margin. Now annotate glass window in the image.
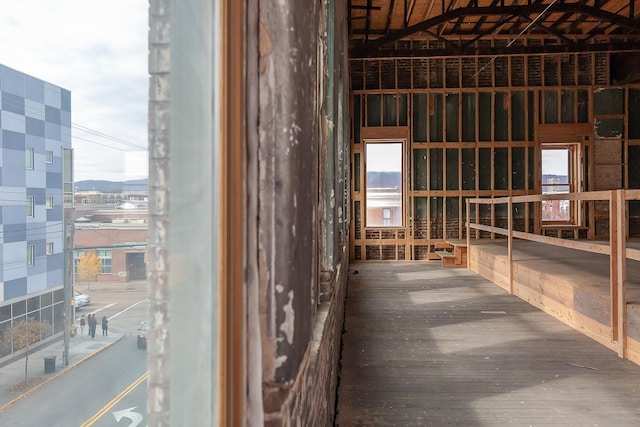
[27,244,36,266]
[97,249,112,274]
[365,141,403,227]
[26,147,34,169]
[45,150,54,163]
[541,146,578,222]
[74,250,85,274]
[26,196,35,218]
[46,196,54,209]
[46,242,54,255]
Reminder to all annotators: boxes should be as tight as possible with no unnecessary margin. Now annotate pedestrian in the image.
[79,314,86,337]
[101,315,109,336]
[89,313,97,338]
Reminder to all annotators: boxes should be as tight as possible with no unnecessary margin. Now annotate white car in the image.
[74,290,91,308]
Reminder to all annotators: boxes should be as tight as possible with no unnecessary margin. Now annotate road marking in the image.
[109,298,149,321]
[113,406,143,426]
[87,303,116,315]
[80,371,148,427]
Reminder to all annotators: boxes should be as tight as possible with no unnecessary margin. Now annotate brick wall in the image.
[263,258,349,426]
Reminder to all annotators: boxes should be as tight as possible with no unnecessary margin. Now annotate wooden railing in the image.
[466,189,640,359]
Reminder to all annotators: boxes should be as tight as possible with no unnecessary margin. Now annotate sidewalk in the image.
[0,280,145,411]
[0,324,124,411]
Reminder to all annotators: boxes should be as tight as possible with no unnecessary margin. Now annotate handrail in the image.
[466,189,632,359]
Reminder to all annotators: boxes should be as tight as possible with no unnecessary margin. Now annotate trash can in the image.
[70,324,77,337]
[44,356,56,374]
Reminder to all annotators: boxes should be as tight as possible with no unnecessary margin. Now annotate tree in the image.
[77,251,102,290]
[1,319,53,384]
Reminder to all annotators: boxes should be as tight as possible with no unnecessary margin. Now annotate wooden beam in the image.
[351,3,640,54]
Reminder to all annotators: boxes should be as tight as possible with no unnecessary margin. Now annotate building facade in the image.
[0,64,73,358]
[74,204,148,283]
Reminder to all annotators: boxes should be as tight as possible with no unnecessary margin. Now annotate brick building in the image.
[74,205,147,283]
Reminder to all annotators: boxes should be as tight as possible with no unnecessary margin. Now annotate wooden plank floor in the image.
[335,261,640,426]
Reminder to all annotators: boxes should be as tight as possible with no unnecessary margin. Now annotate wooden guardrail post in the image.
[610,189,627,357]
[466,199,471,268]
[508,197,513,295]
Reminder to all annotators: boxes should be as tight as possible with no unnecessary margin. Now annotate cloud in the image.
[0,0,148,182]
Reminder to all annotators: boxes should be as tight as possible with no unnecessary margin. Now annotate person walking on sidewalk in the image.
[79,314,86,337]
[89,314,97,338]
[101,315,109,336]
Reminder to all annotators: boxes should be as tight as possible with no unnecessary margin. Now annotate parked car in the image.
[74,290,90,308]
[137,321,149,349]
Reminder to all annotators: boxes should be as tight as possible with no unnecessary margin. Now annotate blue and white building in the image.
[0,64,73,357]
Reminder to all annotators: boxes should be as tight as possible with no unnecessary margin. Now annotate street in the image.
[0,283,148,427]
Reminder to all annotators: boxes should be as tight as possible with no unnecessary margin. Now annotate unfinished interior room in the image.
[347,0,640,364]
[341,0,640,424]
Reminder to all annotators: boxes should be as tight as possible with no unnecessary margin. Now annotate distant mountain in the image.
[367,171,401,188]
[75,179,148,192]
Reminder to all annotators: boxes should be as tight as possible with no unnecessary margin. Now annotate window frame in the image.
[73,250,85,274]
[46,242,54,255]
[25,147,34,170]
[26,196,35,218]
[363,139,405,228]
[27,244,36,267]
[97,249,113,274]
[45,150,54,164]
[46,196,54,209]
[540,143,582,225]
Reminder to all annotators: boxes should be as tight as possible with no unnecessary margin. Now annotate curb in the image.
[0,332,127,413]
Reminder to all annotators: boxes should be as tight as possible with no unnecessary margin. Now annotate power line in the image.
[4,102,147,152]
[72,123,147,151]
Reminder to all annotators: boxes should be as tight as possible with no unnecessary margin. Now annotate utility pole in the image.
[62,147,75,367]
[62,218,72,366]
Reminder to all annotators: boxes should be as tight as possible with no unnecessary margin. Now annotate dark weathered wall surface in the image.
[258,0,320,384]
[258,0,350,425]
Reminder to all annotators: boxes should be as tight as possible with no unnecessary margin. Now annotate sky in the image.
[366,143,402,172]
[0,0,148,182]
[542,148,569,176]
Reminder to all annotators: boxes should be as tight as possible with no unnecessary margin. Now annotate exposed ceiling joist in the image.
[350,2,640,57]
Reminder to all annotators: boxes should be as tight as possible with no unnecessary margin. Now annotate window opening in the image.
[25,147,34,169]
[74,250,85,274]
[27,244,36,266]
[26,196,35,218]
[365,141,403,227]
[541,145,578,222]
[97,249,112,274]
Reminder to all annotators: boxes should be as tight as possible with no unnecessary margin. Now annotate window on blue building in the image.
[25,147,34,169]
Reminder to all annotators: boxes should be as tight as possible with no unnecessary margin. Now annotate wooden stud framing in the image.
[350,50,640,262]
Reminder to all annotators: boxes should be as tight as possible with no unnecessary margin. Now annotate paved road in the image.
[0,281,148,426]
[0,334,147,426]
